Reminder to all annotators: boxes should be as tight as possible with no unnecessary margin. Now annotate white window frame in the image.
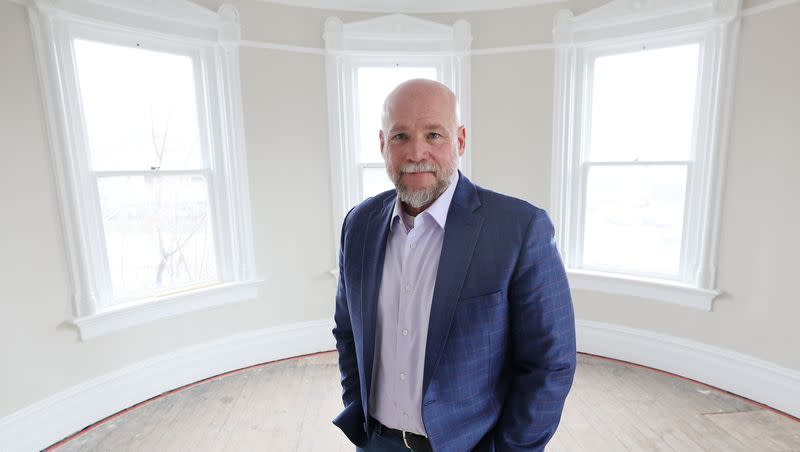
[551,0,742,311]
[324,14,472,256]
[27,0,261,339]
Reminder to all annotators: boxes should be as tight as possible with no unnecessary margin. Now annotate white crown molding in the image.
[0,319,336,452]
[8,0,794,51]
[576,319,800,419]
[742,0,800,15]
[222,0,796,57]
[252,0,566,14]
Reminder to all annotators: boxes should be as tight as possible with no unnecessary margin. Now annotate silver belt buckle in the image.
[402,431,412,449]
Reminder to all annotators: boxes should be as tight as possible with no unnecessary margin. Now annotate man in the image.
[332,79,576,451]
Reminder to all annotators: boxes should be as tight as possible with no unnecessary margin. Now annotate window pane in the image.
[582,165,687,276]
[98,174,218,301]
[73,39,204,171]
[357,66,438,164]
[589,43,700,162]
[362,166,394,200]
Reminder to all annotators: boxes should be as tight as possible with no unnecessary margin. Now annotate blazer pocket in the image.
[459,289,504,306]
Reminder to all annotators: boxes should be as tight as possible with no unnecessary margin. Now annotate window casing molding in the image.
[28,0,261,339]
[551,0,742,310]
[323,14,472,256]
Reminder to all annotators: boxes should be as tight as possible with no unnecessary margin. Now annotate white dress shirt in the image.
[369,175,459,436]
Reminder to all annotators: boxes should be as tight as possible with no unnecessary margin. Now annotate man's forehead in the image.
[385,115,451,130]
[384,104,456,126]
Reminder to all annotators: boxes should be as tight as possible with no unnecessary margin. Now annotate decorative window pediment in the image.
[324,14,471,54]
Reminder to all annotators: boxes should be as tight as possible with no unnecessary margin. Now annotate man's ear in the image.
[457,126,466,157]
[379,130,386,156]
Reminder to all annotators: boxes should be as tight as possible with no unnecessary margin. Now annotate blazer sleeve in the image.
[331,211,367,447]
[492,209,577,451]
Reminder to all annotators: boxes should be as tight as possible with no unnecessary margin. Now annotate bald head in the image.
[381,79,460,132]
[378,78,466,214]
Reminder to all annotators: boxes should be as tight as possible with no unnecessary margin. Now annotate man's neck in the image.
[401,201,431,217]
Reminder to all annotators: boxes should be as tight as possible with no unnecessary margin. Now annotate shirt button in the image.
[402,329,409,336]
[405,284,412,292]
[400,372,406,380]
[410,243,416,249]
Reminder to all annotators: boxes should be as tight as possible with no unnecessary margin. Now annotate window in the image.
[324,14,472,252]
[28,1,260,338]
[356,65,439,200]
[551,0,742,310]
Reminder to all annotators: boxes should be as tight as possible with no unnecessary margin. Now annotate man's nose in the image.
[407,136,428,162]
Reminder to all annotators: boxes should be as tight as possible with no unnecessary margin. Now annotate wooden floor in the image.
[51,353,800,451]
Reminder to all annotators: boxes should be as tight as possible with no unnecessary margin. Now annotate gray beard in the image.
[390,160,457,209]
[396,176,451,208]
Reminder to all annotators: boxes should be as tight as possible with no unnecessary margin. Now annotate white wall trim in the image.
[238,39,326,55]
[471,42,556,55]
[0,319,336,452]
[577,319,800,419]
[72,279,264,340]
[569,270,719,311]
[742,0,800,16]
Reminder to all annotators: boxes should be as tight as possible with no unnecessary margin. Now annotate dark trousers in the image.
[356,428,419,452]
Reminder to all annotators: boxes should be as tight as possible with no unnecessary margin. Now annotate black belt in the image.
[370,417,433,451]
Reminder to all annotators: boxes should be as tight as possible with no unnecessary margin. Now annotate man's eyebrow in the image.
[424,123,448,131]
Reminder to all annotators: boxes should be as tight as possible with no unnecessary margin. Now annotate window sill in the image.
[566,269,719,311]
[72,279,263,340]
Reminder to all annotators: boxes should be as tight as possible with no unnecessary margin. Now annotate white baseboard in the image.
[576,319,800,419]
[0,319,336,452]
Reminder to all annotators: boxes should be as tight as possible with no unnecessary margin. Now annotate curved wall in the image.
[0,0,797,425]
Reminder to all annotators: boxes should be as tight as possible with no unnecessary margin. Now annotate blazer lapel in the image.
[422,174,484,397]
[361,196,394,404]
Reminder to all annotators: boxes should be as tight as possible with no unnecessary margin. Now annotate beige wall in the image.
[1,0,798,419]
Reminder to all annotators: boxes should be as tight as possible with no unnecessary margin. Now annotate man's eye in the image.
[391,133,408,141]
[428,132,442,140]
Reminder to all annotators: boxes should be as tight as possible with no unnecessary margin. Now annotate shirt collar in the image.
[390,172,459,231]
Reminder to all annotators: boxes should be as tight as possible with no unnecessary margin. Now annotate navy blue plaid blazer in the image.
[332,172,576,451]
